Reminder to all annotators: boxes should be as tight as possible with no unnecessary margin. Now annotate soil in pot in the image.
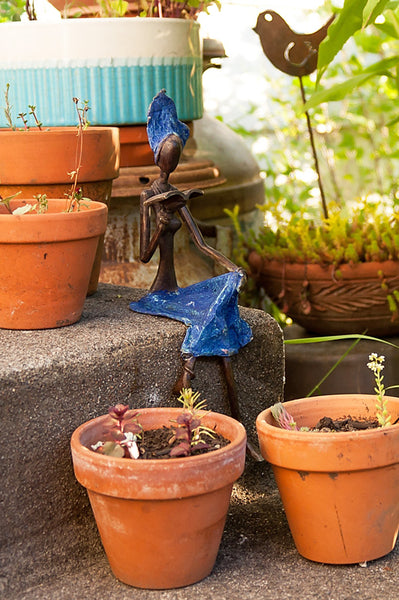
[134,426,230,459]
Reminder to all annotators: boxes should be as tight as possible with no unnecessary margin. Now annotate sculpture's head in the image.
[146,90,190,175]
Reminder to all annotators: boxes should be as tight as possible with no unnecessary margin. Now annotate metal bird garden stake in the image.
[253,10,335,220]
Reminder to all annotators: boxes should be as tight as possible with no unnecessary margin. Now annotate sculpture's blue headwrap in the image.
[147,90,190,164]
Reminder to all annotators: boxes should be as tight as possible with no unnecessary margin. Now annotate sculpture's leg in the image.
[221,357,263,462]
[173,355,197,393]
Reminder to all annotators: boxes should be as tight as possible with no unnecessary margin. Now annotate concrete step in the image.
[6,460,399,600]
[1,283,284,598]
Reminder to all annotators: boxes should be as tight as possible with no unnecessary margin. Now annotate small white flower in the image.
[12,203,36,215]
[121,431,140,459]
[91,441,104,450]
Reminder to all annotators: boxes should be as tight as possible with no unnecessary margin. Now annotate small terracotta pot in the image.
[71,408,247,589]
[118,125,153,167]
[256,394,399,564]
[0,198,108,330]
[0,126,119,295]
[247,253,399,336]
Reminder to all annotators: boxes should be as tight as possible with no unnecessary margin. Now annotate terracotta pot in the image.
[247,252,399,336]
[0,126,119,294]
[0,198,108,330]
[118,125,153,167]
[71,407,246,589]
[118,123,193,167]
[256,394,399,564]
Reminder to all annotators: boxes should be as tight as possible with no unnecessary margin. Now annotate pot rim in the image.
[256,394,399,472]
[0,198,108,242]
[71,407,247,499]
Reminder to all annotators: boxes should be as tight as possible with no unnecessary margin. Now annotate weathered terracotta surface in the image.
[0,199,108,329]
[71,408,247,589]
[256,394,399,564]
[248,252,399,335]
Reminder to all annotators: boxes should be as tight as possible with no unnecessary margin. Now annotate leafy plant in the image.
[0,0,35,21]
[90,389,221,460]
[137,0,221,19]
[91,404,143,458]
[0,87,91,215]
[168,388,215,457]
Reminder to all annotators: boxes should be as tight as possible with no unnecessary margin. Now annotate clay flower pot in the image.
[0,198,108,330]
[256,394,399,564]
[247,253,399,336]
[0,126,119,294]
[71,407,246,589]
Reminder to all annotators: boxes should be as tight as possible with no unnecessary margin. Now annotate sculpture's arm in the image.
[139,190,168,263]
[178,205,242,274]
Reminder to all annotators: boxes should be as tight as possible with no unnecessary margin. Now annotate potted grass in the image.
[0,97,116,329]
[70,388,246,589]
[256,353,399,564]
[237,2,399,336]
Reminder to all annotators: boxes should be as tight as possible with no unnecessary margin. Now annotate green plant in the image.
[367,352,392,426]
[90,389,223,460]
[0,88,91,214]
[137,0,221,19]
[95,0,128,17]
[271,352,394,430]
[0,0,35,21]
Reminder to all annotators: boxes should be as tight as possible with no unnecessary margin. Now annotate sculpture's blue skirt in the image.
[130,272,253,357]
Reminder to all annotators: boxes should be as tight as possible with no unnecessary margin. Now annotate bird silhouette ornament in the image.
[253,10,335,77]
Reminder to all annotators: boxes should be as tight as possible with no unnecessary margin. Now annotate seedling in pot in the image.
[90,389,228,460]
[271,353,395,432]
[1,87,91,214]
[91,404,143,458]
[168,388,215,457]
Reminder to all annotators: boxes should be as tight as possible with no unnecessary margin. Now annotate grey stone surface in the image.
[0,283,284,598]
[5,459,399,600]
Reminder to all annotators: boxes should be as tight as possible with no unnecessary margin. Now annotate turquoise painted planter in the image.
[0,19,203,126]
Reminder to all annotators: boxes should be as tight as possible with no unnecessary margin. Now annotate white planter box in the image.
[0,18,203,125]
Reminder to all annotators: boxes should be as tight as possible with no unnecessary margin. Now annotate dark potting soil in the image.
[312,415,379,432]
[138,426,230,459]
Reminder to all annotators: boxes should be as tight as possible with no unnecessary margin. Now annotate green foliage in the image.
[249,197,399,266]
[225,1,399,274]
[310,0,399,105]
[138,0,221,18]
[0,0,26,21]
[96,0,128,17]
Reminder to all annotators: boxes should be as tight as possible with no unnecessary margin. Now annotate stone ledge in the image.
[1,283,284,597]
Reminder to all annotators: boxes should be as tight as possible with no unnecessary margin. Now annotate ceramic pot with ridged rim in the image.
[0,18,203,126]
[247,252,399,336]
[0,198,108,329]
[71,407,246,589]
[256,394,399,564]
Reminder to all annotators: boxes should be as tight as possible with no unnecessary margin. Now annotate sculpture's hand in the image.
[236,267,248,291]
[159,195,187,213]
